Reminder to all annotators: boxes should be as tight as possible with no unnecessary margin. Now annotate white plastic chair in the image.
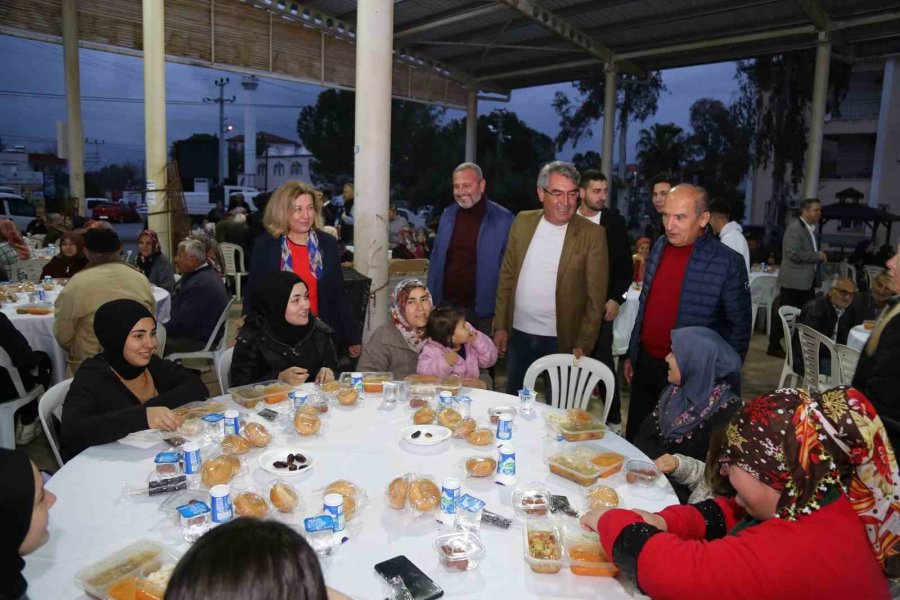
[796,323,837,393]
[38,378,72,468]
[166,296,235,391]
[837,261,856,284]
[216,346,234,395]
[218,243,248,299]
[0,346,45,449]
[777,305,802,388]
[864,265,885,291]
[155,323,167,357]
[750,275,778,335]
[9,258,45,282]
[833,343,861,386]
[25,237,42,252]
[523,354,615,423]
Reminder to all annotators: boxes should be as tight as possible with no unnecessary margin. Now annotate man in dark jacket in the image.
[576,169,631,429]
[792,276,864,376]
[624,184,751,441]
[165,238,230,354]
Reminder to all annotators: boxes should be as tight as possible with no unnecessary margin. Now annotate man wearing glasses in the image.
[493,161,609,394]
[792,276,865,376]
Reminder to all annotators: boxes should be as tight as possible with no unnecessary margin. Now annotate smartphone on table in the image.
[374,555,444,600]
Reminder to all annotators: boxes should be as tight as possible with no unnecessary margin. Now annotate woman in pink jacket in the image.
[417,306,498,379]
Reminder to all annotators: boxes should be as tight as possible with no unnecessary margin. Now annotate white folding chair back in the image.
[864,266,885,291]
[166,296,235,391]
[833,343,861,386]
[38,378,72,468]
[778,305,802,388]
[125,250,133,263]
[9,258,45,282]
[155,323,167,357]
[796,323,837,393]
[523,354,615,423]
[216,346,234,395]
[26,237,42,251]
[0,346,44,449]
[750,276,778,335]
[218,243,248,299]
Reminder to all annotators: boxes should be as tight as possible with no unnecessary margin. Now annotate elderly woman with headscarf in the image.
[0,219,30,272]
[581,386,896,599]
[128,229,175,293]
[357,278,433,380]
[61,299,207,459]
[39,231,89,279]
[230,271,337,388]
[1,448,56,600]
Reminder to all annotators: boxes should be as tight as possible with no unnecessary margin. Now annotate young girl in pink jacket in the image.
[417,307,498,379]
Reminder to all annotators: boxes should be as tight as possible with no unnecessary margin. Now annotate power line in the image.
[0,90,311,109]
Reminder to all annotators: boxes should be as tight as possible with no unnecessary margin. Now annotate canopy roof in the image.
[821,202,900,222]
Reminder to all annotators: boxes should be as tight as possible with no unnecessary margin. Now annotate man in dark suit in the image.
[577,169,631,430]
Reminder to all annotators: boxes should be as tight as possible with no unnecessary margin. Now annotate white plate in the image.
[401,424,452,446]
[257,447,316,476]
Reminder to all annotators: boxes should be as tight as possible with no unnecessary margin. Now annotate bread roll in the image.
[321,380,340,393]
[586,485,620,509]
[270,482,300,513]
[244,422,272,448]
[407,479,440,512]
[222,455,242,475]
[234,492,268,518]
[293,412,321,436]
[325,480,360,520]
[413,407,435,425]
[337,387,358,406]
[387,476,409,510]
[221,434,251,455]
[452,418,476,438]
[437,408,462,428]
[465,457,496,478]
[201,457,235,488]
[466,428,493,446]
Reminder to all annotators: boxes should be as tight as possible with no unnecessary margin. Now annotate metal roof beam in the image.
[794,0,847,49]
[394,3,505,39]
[615,25,816,61]
[475,58,602,82]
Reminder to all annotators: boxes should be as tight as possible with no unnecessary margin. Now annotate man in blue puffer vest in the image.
[623,184,751,441]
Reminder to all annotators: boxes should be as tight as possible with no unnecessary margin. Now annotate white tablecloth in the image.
[612,286,642,356]
[152,285,171,325]
[24,388,677,599]
[748,271,778,286]
[848,325,871,353]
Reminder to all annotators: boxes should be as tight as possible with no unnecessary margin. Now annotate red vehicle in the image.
[92,201,140,223]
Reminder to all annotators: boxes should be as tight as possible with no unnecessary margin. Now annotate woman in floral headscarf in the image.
[127,229,175,293]
[357,278,433,380]
[0,219,30,272]
[581,386,896,599]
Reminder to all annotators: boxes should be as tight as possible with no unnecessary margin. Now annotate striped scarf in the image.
[280,231,323,280]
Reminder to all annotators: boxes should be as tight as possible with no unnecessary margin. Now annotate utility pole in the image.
[204,77,235,185]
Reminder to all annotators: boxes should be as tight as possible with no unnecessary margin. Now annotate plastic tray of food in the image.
[338,371,393,394]
[13,302,54,315]
[511,484,552,517]
[569,445,624,479]
[437,375,461,396]
[624,459,661,486]
[404,374,438,407]
[557,410,606,442]
[434,530,486,571]
[229,380,295,408]
[547,451,602,487]
[523,519,564,574]
[74,539,179,600]
[562,525,618,577]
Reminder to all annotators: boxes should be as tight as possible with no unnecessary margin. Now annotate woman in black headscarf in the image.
[61,299,208,459]
[1,448,56,600]
[230,271,337,387]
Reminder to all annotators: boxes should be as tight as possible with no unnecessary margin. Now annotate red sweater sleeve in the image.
[659,497,745,540]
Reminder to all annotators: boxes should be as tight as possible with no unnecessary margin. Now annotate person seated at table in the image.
[1,448,56,600]
[0,218,30,273]
[417,306,498,380]
[39,231,89,279]
[230,271,337,388]
[581,386,897,599]
[165,518,349,600]
[633,327,742,500]
[165,238,230,355]
[358,278,432,380]
[653,426,730,505]
[856,271,893,321]
[128,229,175,293]
[854,243,900,450]
[61,299,207,458]
[246,181,360,360]
[40,213,68,248]
[791,275,865,376]
[1,313,52,445]
[25,205,47,236]
[392,227,427,260]
[631,236,650,283]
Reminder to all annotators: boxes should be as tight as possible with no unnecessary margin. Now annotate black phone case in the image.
[374,555,444,600]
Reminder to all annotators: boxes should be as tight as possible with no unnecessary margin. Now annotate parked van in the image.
[0,192,36,231]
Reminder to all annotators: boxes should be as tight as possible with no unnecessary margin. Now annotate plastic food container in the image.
[511,485,551,517]
[435,531,486,571]
[624,459,661,486]
[558,417,606,442]
[437,375,461,396]
[563,526,618,577]
[548,452,602,487]
[229,380,294,408]
[405,374,438,406]
[74,539,177,600]
[488,406,516,425]
[580,448,625,478]
[339,371,393,394]
[523,520,564,574]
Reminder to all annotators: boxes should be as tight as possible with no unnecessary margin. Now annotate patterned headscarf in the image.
[721,387,900,568]
[280,231,324,281]
[390,278,431,353]
[0,219,29,260]
[135,229,161,277]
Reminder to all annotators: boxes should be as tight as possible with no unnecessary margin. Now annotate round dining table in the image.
[847,324,872,353]
[24,387,678,599]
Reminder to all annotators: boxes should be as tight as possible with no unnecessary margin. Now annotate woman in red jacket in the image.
[583,386,898,600]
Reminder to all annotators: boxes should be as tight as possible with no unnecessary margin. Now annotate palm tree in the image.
[636,123,687,178]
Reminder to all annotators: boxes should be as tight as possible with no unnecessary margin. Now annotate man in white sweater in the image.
[708,198,749,275]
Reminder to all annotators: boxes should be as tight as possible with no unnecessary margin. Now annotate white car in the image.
[0,192,37,231]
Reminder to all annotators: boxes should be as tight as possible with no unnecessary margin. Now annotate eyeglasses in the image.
[543,188,579,200]
[832,288,856,298]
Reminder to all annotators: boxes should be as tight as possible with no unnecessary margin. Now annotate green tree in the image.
[636,123,687,179]
[571,151,602,173]
[85,163,141,198]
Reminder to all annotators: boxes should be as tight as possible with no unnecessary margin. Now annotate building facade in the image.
[228,132,313,192]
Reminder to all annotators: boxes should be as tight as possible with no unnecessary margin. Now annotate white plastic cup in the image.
[438,477,460,526]
[323,493,346,532]
[182,441,201,475]
[210,484,232,523]
[223,409,240,436]
[496,412,513,441]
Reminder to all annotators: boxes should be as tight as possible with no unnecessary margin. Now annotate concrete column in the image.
[143,0,171,255]
[62,0,85,215]
[869,57,896,209]
[802,34,831,200]
[241,77,259,189]
[353,0,394,339]
[465,90,477,162]
[601,62,617,179]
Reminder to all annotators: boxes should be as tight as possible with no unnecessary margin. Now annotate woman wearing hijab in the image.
[633,327,743,474]
[61,299,208,459]
[581,386,896,599]
[357,278,433,380]
[230,271,337,387]
[39,231,89,279]
[246,181,361,359]
[0,219,30,272]
[128,229,175,293]
[1,448,56,600]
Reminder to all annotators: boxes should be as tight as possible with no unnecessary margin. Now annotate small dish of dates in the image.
[257,448,316,476]
[511,485,551,517]
[434,531,485,571]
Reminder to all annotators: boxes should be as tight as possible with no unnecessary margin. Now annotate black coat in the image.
[599,208,632,304]
[0,313,41,401]
[167,264,230,344]
[61,355,208,458]
[230,314,338,387]
[853,298,900,448]
[792,294,864,375]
